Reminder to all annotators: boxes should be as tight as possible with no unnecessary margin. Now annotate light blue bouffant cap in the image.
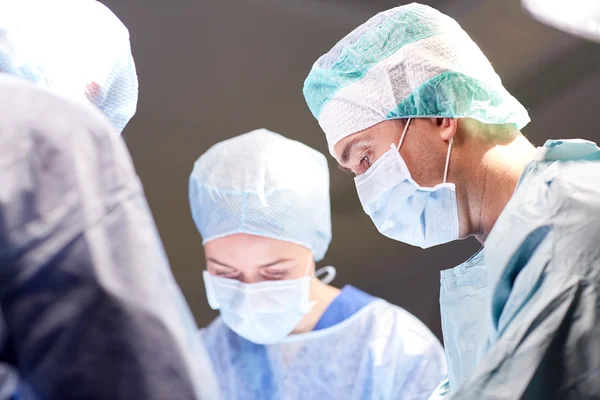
[189,129,332,261]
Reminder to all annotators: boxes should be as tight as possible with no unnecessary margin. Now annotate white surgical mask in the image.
[203,260,315,344]
[354,118,459,248]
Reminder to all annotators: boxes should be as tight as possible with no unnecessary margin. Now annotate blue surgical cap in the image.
[303,3,530,155]
[189,129,332,261]
[0,0,138,134]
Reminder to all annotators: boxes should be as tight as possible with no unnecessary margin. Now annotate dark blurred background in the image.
[101,0,600,339]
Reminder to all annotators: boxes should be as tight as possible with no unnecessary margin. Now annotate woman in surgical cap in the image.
[188,129,447,399]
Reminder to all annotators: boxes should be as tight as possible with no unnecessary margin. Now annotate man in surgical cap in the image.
[188,129,446,399]
[0,76,215,399]
[0,0,138,134]
[303,3,600,399]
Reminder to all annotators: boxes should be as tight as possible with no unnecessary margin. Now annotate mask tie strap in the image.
[443,137,453,183]
[397,118,412,150]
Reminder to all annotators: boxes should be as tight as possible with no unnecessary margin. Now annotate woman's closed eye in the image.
[261,268,289,280]
[209,264,240,279]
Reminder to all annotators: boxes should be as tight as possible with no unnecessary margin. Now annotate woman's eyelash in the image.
[262,270,287,279]
[265,270,285,275]
[212,267,239,277]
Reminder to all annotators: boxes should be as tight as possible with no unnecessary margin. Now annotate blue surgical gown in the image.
[200,287,447,400]
[0,76,207,399]
[428,249,490,400]
[453,139,600,399]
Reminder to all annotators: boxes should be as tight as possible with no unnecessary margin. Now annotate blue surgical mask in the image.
[354,118,459,248]
[203,260,316,345]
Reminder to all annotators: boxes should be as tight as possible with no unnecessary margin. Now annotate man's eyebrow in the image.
[340,138,360,165]
[340,137,373,164]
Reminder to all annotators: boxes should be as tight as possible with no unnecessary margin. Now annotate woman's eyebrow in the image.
[207,258,235,269]
[258,258,293,268]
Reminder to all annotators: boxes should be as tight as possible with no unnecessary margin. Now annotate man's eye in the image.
[360,154,371,167]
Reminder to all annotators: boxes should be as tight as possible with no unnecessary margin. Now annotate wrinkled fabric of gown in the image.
[454,139,600,399]
[201,300,446,400]
[427,250,490,400]
[0,76,215,400]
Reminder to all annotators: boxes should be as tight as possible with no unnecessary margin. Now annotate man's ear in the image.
[436,118,457,142]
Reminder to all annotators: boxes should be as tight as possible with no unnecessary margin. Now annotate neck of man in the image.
[291,278,340,335]
[468,134,537,243]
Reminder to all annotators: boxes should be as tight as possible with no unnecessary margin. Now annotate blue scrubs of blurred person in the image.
[188,129,446,400]
[0,0,138,134]
[0,76,217,400]
[303,3,600,399]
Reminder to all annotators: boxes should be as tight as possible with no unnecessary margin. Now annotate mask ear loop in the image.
[202,271,221,310]
[443,137,453,184]
[315,266,337,285]
[304,256,313,276]
[300,257,318,313]
[397,118,412,150]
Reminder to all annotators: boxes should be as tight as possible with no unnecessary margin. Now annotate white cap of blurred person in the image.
[189,129,446,400]
[304,3,600,399]
[0,0,138,134]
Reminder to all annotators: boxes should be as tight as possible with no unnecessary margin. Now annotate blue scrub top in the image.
[313,285,376,331]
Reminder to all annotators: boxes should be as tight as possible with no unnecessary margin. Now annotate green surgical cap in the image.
[303,3,530,155]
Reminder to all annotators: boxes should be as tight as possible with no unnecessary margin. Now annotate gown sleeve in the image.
[453,153,600,399]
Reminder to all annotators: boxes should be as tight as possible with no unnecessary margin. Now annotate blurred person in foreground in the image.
[0,1,217,398]
[0,75,216,399]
